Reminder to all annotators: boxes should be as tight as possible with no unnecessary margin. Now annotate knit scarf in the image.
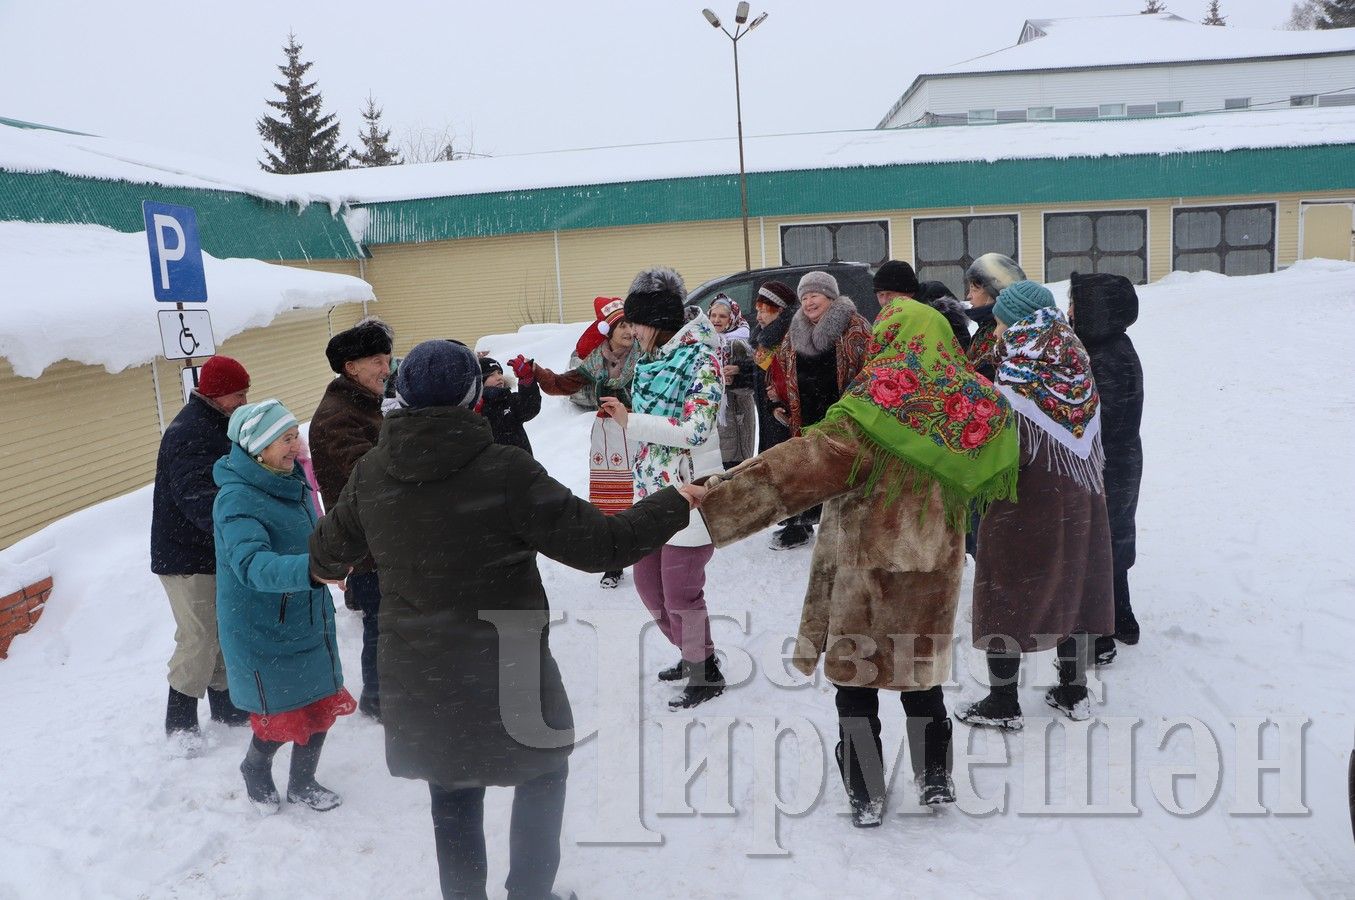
[752,315,790,371]
[810,299,1019,528]
[597,339,634,383]
[995,306,1105,492]
[632,320,716,419]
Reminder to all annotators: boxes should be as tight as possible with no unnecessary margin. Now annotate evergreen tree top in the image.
[256,33,348,174]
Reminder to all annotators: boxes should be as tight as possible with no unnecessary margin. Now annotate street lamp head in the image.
[735,2,750,24]
[702,8,722,27]
[748,11,768,30]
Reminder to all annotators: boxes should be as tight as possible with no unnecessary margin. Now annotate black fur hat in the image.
[325,321,394,374]
[623,267,687,333]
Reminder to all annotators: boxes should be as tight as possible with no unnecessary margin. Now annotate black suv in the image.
[687,262,880,323]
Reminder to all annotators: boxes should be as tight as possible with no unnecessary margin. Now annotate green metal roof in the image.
[358,144,1355,245]
[0,169,362,260]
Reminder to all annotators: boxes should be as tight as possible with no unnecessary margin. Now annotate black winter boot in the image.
[657,659,689,682]
[907,718,956,806]
[287,732,342,811]
[207,687,249,726]
[957,652,1023,730]
[1094,635,1118,668]
[165,687,200,736]
[240,736,283,815]
[1046,636,1091,721]
[599,570,623,589]
[835,740,885,827]
[769,523,812,551]
[669,655,725,710]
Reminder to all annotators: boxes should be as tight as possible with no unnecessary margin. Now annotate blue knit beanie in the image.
[228,399,298,456]
[395,339,483,409]
[994,280,1056,326]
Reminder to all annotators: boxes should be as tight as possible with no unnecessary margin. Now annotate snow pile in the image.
[0,119,331,209]
[0,222,374,378]
[1,261,1353,896]
[946,12,1355,74]
[291,107,1355,205]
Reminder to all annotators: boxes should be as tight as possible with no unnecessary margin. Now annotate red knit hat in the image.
[574,296,626,360]
[196,355,250,398]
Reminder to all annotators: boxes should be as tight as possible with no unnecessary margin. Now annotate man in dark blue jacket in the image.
[151,355,252,748]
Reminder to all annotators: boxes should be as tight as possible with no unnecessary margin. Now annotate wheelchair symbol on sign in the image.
[178,313,200,357]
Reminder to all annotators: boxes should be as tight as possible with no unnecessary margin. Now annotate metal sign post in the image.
[144,201,212,411]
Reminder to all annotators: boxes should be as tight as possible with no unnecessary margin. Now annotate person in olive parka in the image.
[309,339,703,900]
[1069,272,1145,665]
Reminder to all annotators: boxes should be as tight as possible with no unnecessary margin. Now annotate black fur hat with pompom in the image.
[623,266,687,333]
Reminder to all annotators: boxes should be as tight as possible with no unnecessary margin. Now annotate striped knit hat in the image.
[227,399,299,457]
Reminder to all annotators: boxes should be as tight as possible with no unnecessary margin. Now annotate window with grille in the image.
[913,214,1019,298]
[1044,210,1148,284]
[780,220,890,268]
[1171,204,1276,276]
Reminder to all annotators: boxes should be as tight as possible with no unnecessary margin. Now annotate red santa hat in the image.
[574,296,626,360]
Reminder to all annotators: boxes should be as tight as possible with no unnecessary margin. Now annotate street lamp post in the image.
[702,3,768,272]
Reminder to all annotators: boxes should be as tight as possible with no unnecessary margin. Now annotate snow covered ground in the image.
[1,262,1353,899]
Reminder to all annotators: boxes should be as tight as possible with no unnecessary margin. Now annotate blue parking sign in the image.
[142,201,207,302]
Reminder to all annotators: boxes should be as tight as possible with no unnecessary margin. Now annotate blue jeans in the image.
[347,571,381,703]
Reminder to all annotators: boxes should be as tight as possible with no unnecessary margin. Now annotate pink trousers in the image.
[633,543,716,663]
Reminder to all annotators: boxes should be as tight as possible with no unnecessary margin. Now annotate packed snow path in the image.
[1,263,1353,899]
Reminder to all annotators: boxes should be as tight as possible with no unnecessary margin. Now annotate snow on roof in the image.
[0,222,374,378]
[943,13,1355,75]
[288,107,1355,205]
[0,120,334,210]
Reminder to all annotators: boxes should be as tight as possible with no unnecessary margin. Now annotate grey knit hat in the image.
[797,271,840,301]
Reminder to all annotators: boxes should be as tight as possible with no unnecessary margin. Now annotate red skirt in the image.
[250,688,357,745]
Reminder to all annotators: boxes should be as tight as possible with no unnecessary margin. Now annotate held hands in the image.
[508,354,534,386]
[676,482,707,508]
[599,397,629,427]
[311,565,351,593]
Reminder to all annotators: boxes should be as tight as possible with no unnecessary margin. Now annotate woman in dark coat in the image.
[310,339,699,900]
[765,271,872,550]
[1070,272,1144,665]
[916,281,974,352]
[957,281,1114,731]
[962,253,1027,382]
[750,281,798,453]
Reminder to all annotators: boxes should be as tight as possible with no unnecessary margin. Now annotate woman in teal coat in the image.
[213,399,353,815]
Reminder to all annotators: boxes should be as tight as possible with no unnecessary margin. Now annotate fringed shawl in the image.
[810,299,1019,529]
[996,306,1105,494]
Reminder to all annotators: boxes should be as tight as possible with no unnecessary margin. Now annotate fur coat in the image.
[701,423,964,690]
[770,297,872,435]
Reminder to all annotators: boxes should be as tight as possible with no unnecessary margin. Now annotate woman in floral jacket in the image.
[599,267,726,710]
[701,297,1018,825]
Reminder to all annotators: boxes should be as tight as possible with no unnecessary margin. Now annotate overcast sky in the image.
[0,0,1302,168]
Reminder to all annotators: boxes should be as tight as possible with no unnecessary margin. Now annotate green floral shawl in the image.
[811,299,1019,528]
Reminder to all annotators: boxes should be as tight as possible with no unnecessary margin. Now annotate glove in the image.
[509,354,534,385]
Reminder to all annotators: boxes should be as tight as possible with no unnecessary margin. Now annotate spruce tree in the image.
[351,94,402,167]
[1141,0,1168,13]
[1202,0,1227,25]
[257,33,348,173]
[1316,0,1355,27]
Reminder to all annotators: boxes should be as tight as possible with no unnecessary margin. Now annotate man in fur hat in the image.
[310,319,393,720]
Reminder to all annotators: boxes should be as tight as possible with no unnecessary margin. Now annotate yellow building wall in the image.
[0,359,161,547]
[1,301,365,550]
[556,219,747,322]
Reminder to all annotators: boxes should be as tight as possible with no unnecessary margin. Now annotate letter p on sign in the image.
[142,201,208,303]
